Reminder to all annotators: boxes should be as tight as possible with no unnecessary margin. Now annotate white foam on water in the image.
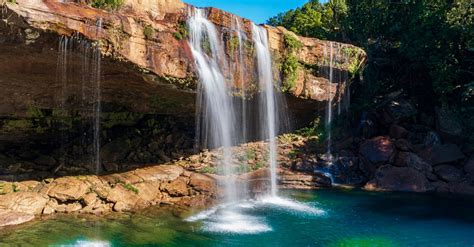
[59,240,111,247]
[185,204,271,234]
[258,196,326,216]
[202,210,272,234]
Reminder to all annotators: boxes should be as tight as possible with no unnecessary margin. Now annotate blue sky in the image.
[184,0,310,24]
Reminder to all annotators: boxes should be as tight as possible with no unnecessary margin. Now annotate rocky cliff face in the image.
[0,0,365,177]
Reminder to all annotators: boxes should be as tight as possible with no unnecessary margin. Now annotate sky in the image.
[184,0,310,24]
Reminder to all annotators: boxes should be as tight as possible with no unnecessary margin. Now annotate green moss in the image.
[6,0,16,4]
[90,0,124,10]
[2,119,33,132]
[102,112,144,129]
[200,166,217,174]
[173,21,189,40]
[281,54,300,92]
[143,25,155,40]
[123,183,139,194]
[26,106,46,119]
[283,33,303,52]
[228,36,240,54]
[280,33,303,93]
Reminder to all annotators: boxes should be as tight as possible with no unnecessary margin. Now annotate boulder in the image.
[134,181,162,203]
[359,136,395,165]
[389,124,409,139]
[189,173,217,194]
[419,144,465,165]
[46,177,89,202]
[134,165,184,182]
[100,138,131,162]
[434,165,464,182]
[381,99,417,124]
[164,177,189,196]
[394,152,432,173]
[0,210,35,227]
[0,192,48,214]
[106,184,144,211]
[464,155,474,175]
[395,139,414,152]
[423,131,442,148]
[364,165,432,192]
[436,106,464,140]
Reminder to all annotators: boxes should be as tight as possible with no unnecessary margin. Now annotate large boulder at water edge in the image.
[364,165,432,192]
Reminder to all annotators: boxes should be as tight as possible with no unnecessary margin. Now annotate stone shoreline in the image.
[0,165,218,227]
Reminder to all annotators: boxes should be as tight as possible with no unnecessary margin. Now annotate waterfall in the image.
[56,36,70,170]
[251,24,279,197]
[188,8,237,203]
[232,16,248,144]
[324,42,334,157]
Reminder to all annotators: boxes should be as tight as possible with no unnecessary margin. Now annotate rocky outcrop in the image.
[0,164,218,227]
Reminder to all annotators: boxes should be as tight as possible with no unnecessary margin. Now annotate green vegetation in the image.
[200,166,217,174]
[228,36,240,54]
[116,180,139,194]
[90,0,124,10]
[295,116,326,140]
[269,0,474,141]
[173,21,189,40]
[281,33,303,92]
[143,25,155,40]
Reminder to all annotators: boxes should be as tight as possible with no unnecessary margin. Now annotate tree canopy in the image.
[268,0,473,141]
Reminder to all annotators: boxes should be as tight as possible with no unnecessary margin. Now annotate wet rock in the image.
[134,165,184,182]
[0,192,48,214]
[464,155,474,175]
[33,155,56,167]
[65,202,82,213]
[436,106,464,141]
[381,99,417,124]
[164,177,189,197]
[420,144,465,165]
[434,165,463,182]
[389,124,409,139]
[394,152,432,173]
[46,177,89,202]
[135,181,162,203]
[364,165,432,192]
[395,139,414,152]
[0,210,35,227]
[359,136,395,165]
[189,173,217,194]
[423,131,442,148]
[82,193,98,206]
[100,138,131,162]
[107,184,144,211]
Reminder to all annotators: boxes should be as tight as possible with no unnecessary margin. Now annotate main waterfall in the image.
[186,8,320,234]
[188,8,237,204]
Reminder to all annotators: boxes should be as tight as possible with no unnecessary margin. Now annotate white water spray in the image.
[188,8,237,203]
[252,24,278,197]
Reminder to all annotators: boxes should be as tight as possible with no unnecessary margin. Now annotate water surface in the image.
[1,189,473,246]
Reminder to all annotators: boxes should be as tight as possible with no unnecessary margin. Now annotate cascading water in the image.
[325,42,334,157]
[187,9,319,234]
[55,20,102,175]
[188,8,237,203]
[252,24,279,197]
[232,16,248,144]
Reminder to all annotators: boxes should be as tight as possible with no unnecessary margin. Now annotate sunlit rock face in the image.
[0,0,365,168]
